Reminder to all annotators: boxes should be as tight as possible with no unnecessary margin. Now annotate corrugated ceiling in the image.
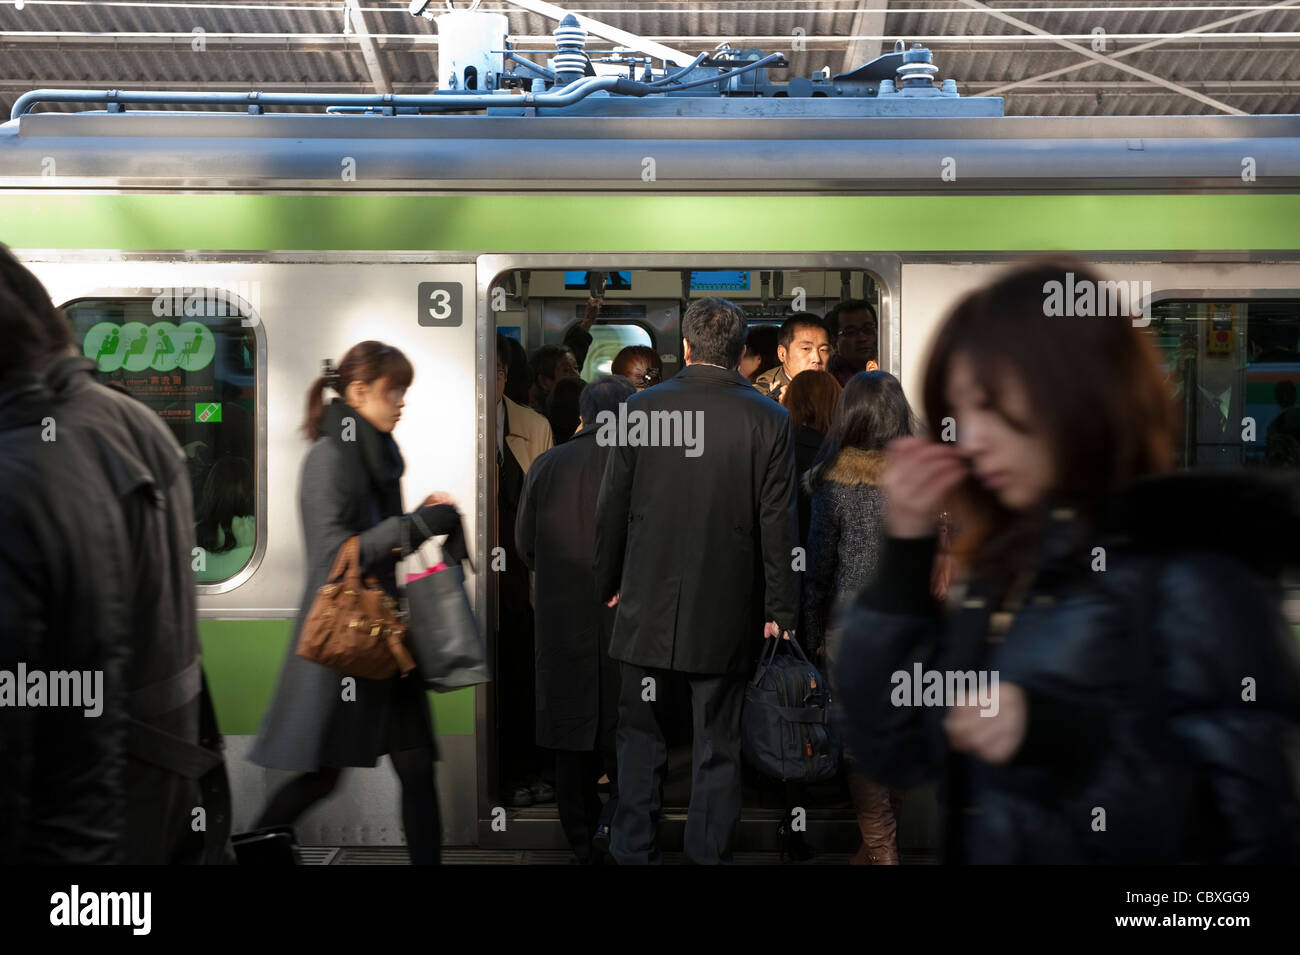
[1,1,1298,118]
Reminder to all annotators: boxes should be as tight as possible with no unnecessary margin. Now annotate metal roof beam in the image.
[956,0,1243,114]
[344,0,391,95]
[840,0,888,74]
[981,0,1300,99]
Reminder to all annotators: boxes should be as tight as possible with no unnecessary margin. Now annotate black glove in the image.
[443,517,470,567]
[410,503,459,547]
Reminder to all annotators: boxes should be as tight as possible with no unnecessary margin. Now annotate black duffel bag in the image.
[742,635,841,783]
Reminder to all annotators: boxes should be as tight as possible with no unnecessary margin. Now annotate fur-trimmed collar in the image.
[804,447,886,493]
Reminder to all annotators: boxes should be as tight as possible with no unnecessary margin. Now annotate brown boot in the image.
[846,772,901,865]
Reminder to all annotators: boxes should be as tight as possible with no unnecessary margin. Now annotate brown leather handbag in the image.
[297,536,417,680]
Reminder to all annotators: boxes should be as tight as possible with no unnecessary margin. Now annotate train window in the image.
[62,295,258,584]
[1145,299,1300,469]
[579,323,654,382]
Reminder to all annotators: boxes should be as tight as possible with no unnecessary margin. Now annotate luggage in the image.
[742,635,841,783]
[403,512,492,691]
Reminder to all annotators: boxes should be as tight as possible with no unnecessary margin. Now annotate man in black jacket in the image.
[0,247,232,863]
[595,296,799,864]
[516,375,637,863]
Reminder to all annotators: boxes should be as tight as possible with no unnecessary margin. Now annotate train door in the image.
[477,259,895,852]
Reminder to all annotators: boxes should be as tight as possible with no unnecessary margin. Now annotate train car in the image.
[2,16,1298,856]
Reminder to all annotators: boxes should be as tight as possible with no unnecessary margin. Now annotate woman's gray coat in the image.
[250,409,446,771]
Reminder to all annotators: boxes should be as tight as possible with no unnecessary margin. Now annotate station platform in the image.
[295,846,938,865]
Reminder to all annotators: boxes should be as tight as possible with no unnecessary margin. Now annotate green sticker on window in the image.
[195,402,222,423]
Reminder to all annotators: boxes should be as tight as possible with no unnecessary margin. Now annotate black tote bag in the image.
[402,511,491,692]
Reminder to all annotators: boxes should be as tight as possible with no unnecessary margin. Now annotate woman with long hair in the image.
[249,341,466,864]
[781,369,842,548]
[835,260,1300,863]
[803,371,915,864]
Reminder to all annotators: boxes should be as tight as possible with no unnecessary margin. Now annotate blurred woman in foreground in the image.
[835,259,1300,863]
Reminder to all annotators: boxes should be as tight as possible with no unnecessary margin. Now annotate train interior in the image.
[491,267,901,850]
[494,267,882,380]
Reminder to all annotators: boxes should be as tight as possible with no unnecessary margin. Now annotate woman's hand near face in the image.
[881,437,968,538]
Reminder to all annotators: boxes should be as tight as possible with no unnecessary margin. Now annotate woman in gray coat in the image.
[802,371,915,864]
[249,341,463,864]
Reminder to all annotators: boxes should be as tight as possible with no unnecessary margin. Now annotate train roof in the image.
[3,108,1299,193]
[2,30,1299,193]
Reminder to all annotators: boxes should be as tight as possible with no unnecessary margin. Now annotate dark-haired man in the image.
[824,299,880,386]
[753,313,832,402]
[596,296,799,864]
[529,343,581,414]
[516,375,637,863]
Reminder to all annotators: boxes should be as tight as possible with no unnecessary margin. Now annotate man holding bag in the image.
[595,297,800,865]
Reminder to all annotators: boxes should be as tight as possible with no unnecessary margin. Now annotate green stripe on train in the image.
[2,194,1299,251]
[199,620,475,736]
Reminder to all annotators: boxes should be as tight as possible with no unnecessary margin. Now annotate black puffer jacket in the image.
[835,471,1300,864]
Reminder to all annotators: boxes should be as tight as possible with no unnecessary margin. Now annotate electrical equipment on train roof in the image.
[8,1,1003,120]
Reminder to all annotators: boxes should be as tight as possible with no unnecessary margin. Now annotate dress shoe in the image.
[505,784,533,807]
[529,779,556,804]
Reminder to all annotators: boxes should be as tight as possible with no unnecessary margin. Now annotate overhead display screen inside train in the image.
[1,0,1298,935]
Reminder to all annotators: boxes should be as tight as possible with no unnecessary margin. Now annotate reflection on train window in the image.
[580,323,654,381]
[1146,300,1300,469]
[62,296,258,584]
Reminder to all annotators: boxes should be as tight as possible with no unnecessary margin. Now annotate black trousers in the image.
[254,746,441,864]
[612,662,745,865]
[555,750,615,863]
[497,566,540,788]
[554,658,620,862]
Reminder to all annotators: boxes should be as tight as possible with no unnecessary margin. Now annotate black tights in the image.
[256,748,441,864]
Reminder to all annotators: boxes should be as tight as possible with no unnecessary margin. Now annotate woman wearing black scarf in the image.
[250,341,464,864]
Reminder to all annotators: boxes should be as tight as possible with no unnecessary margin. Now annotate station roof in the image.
[2,1,1298,119]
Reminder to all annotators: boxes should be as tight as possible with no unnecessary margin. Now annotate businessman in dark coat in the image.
[516,375,636,863]
[595,296,800,864]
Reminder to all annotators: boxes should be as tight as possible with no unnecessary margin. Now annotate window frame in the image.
[577,318,657,381]
[1146,288,1300,470]
[59,289,269,596]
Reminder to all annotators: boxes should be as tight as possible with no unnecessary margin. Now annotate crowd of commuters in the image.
[4,249,1298,868]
